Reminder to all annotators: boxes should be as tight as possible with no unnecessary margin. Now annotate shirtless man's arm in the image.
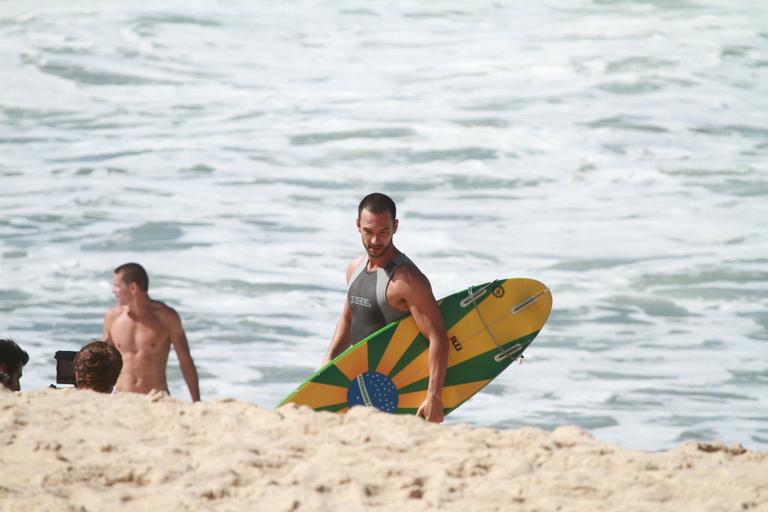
[388,265,448,423]
[164,307,201,402]
[322,256,361,366]
[102,306,120,344]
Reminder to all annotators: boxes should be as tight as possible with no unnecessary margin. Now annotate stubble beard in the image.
[365,240,391,258]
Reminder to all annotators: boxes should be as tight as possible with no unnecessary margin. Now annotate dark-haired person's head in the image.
[0,339,29,391]
[114,262,149,292]
[74,341,123,394]
[358,193,397,222]
[357,193,400,259]
[112,262,149,305]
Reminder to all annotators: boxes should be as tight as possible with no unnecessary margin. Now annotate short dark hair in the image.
[358,193,397,221]
[0,339,29,374]
[115,262,149,292]
[74,341,123,393]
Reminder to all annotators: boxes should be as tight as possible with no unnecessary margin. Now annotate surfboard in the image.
[279,278,552,416]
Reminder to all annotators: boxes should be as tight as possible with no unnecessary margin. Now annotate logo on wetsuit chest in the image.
[350,295,373,308]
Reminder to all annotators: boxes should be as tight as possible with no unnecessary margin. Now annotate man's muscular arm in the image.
[323,299,352,366]
[322,256,363,366]
[391,266,448,423]
[166,308,201,402]
[102,306,120,344]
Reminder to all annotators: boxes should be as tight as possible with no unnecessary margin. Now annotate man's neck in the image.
[367,245,400,270]
[126,296,152,320]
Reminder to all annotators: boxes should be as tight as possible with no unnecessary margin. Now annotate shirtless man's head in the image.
[113,262,149,305]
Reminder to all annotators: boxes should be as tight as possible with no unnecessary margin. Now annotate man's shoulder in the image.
[349,254,366,268]
[387,261,437,309]
[391,261,430,290]
[105,305,126,320]
[393,258,425,279]
[151,300,180,320]
[345,255,366,282]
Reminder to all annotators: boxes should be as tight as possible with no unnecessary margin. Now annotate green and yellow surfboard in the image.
[279,278,552,416]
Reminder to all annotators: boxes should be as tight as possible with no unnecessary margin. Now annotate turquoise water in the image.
[1,0,766,451]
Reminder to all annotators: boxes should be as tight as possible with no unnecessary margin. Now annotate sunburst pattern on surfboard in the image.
[280,278,552,417]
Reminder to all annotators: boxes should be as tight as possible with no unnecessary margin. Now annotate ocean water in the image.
[1,0,766,451]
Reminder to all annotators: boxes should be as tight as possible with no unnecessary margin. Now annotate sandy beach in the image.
[0,387,765,512]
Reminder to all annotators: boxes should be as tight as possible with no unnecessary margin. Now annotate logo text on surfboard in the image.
[450,336,463,352]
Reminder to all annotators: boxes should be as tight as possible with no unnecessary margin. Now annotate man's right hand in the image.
[416,394,445,423]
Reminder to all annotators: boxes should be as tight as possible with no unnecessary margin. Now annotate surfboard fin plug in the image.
[493,344,523,362]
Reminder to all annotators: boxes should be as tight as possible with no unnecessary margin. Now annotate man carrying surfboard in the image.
[103,262,201,402]
[322,193,448,423]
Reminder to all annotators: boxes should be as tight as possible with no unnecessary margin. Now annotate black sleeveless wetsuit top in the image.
[347,253,414,343]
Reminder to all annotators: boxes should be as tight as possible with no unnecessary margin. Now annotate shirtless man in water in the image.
[103,263,200,401]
